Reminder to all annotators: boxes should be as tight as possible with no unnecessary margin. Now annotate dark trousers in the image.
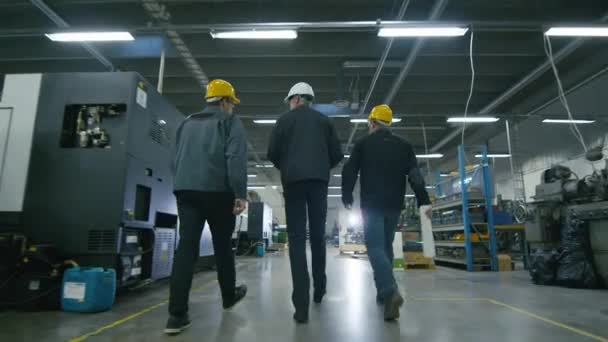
[283,180,328,311]
[168,191,236,317]
[362,209,400,299]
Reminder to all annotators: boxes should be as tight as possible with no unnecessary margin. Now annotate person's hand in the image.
[233,199,247,215]
[342,194,353,210]
[423,206,432,220]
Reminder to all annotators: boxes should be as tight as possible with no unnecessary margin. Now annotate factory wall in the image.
[488,71,608,201]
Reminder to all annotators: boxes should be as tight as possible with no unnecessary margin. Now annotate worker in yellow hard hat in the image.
[166,79,247,335]
[342,104,432,321]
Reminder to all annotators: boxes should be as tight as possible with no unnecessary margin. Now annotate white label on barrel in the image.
[64,282,86,301]
[161,242,169,251]
[131,267,142,276]
[126,235,138,244]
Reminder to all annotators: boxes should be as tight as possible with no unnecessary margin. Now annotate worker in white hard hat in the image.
[342,104,432,321]
[166,79,248,335]
[268,82,343,323]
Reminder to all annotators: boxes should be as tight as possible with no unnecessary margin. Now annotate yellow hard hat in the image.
[368,104,393,124]
[205,79,241,104]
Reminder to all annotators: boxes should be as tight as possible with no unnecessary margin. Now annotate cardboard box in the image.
[498,254,512,272]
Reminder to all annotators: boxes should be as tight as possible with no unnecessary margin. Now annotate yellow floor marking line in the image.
[410,296,607,341]
[487,299,608,342]
[69,280,217,342]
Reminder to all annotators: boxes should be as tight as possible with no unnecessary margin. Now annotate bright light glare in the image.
[253,119,277,124]
[247,174,257,178]
[416,154,444,159]
[545,27,608,37]
[328,186,341,189]
[255,164,274,168]
[378,27,468,37]
[349,213,361,225]
[328,194,341,198]
[542,119,595,124]
[45,31,134,42]
[405,194,415,198]
[247,186,265,190]
[344,155,350,158]
[447,117,499,123]
[475,154,511,158]
[333,174,342,177]
[211,30,298,39]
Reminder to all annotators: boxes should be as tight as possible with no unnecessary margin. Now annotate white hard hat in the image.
[284,82,315,103]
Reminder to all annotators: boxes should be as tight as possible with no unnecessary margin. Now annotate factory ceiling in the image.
[1,0,608,188]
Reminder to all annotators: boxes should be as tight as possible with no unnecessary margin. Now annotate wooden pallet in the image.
[340,244,367,254]
[404,263,436,271]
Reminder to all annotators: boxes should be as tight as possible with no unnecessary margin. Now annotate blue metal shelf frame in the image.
[457,145,498,271]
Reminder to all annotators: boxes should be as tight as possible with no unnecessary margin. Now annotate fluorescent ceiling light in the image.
[46,31,134,42]
[425,186,436,189]
[344,155,350,158]
[247,174,257,178]
[211,30,297,40]
[379,27,468,37]
[253,119,277,124]
[248,186,265,190]
[333,174,342,177]
[475,154,511,158]
[328,194,342,198]
[542,119,595,124]
[405,194,415,198]
[328,186,341,189]
[545,27,608,37]
[416,154,444,159]
[255,164,274,168]
[350,118,402,123]
[447,117,499,123]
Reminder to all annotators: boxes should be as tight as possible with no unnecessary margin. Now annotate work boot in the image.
[313,289,326,304]
[164,315,191,335]
[223,285,248,309]
[384,290,404,321]
[293,309,309,324]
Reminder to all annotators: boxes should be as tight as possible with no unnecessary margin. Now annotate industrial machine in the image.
[525,153,608,288]
[0,72,213,287]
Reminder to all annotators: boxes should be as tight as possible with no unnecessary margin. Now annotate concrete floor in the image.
[1,248,607,342]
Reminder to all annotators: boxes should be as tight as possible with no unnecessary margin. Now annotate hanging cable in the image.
[460,30,476,162]
[543,35,588,153]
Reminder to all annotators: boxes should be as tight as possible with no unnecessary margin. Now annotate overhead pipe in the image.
[430,11,608,153]
[30,0,115,71]
[384,0,449,105]
[344,0,411,151]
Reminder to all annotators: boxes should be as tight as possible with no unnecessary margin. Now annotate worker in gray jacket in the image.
[165,79,248,335]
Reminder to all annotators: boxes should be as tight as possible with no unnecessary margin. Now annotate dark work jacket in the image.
[342,128,431,213]
[173,106,247,199]
[267,105,343,186]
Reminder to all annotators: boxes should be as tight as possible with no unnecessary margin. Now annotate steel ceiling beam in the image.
[429,12,608,153]
[29,0,115,71]
[384,0,449,105]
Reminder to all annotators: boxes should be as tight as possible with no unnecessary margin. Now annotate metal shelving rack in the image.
[433,145,498,272]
